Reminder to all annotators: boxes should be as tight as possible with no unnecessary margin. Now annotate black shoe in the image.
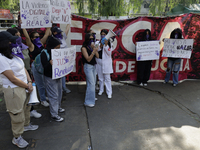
[51,115,64,122]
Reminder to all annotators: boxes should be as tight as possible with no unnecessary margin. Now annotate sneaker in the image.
[108,95,112,99]
[163,81,167,84]
[95,98,98,101]
[64,87,71,94]
[51,115,64,122]
[143,83,147,86]
[24,124,38,132]
[139,83,143,86]
[58,108,65,113]
[98,91,103,95]
[12,135,29,148]
[41,101,49,107]
[30,110,42,118]
[84,104,95,108]
[172,84,177,87]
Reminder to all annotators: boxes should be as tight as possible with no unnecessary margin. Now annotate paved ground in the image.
[0,80,200,150]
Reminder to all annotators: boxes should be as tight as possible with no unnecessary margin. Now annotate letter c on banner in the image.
[120,20,152,54]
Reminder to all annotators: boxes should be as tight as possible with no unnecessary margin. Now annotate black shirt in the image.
[82,46,96,65]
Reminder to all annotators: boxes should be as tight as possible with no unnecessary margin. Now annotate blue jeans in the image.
[44,76,62,117]
[62,76,67,91]
[84,63,96,105]
[165,58,181,84]
[31,63,46,102]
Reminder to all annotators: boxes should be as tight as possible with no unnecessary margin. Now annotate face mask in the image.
[33,37,43,48]
[55,33,63,40]
[92,33,96,42]
[175,33,178,39]
[10,43,24,59]
[146,34,149,39]
[88,39,94,46]
[101,35,105,39]
[16,36,28,50]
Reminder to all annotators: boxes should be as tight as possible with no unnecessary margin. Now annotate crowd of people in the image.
[0,17,183,148]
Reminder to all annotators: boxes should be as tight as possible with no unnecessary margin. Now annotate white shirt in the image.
[0,54,27,88]
[60,32,67,49]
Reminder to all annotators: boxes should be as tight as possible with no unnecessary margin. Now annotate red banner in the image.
[67,13,200,81]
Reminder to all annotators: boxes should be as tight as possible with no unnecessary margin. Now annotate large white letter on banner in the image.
[122,21,151,54]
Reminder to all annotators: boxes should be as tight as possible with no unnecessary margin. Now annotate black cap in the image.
[52,26,63,34]
[0,31,19,43]
[46,36,62,49]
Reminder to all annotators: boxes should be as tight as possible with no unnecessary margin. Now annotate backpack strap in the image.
[42,49,50,61]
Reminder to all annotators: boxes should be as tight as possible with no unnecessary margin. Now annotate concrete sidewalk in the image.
[0,80,200,150]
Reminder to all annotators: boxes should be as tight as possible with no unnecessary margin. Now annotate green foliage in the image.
[0,0,19,11]
[75,0,200,17]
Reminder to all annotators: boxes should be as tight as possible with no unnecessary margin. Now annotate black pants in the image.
[137,60,152,84]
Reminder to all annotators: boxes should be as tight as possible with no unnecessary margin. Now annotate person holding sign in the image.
[0,31,38,148]
[22,27,51,107]
[96,29,113,99]
[51,25,71,94]
[136,29,152,86]
[163,28,183,87]
[81,33,99,108]
[41,36,65,122]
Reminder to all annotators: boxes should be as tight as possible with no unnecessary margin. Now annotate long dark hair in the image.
[170,28,183,39]
[82,33,92,47]
[30,31,38,39]
[0,40,13,59]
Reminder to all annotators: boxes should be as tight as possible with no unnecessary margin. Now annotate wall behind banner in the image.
[63,13,200,81]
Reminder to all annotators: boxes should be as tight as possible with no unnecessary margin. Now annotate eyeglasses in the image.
[34,36,39,38]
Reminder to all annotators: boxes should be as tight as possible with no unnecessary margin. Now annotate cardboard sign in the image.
[162,39,193,58]
[50,0,71,24]
[52,46,76,79]
[20,0,52,28]
[136,41,160,61]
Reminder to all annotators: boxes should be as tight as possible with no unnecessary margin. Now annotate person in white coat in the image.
[96,29,113,99]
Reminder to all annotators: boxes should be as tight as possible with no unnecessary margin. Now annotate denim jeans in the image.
[44,76,62,117]
[62,76,67,91]
[84,63,96,105]
[31,63,46,101]
[164,58,181,84]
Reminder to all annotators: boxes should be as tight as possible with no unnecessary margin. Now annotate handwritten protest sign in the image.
[50,0,71,24]
[136,41,160,61]
[52,46,76,79]
[162,39,193,59]
[20,0,52,29]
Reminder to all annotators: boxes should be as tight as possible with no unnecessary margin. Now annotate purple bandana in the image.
[10,43,24,59]
[16,36,28,50]
[33,37,43,48]
[55,33,63,40]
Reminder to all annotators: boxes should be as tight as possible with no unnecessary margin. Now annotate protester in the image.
[41,36,65,122]
[51,25,71,94]
[96,29,113,98]
[136,29,152,86]
[0,31,38,148]
[23,27,51,107]
[7,28,42,118]
[81,33,99,107]
[163,28,183,87]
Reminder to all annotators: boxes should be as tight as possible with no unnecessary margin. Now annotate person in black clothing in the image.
[81,33,99,108]
[41,36,65,122]
[136,29,152,86]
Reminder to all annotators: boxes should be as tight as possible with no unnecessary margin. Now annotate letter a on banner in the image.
[20,0,52,29]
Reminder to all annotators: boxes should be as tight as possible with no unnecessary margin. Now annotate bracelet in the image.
[92,52,95,55]
[27,81,32,83]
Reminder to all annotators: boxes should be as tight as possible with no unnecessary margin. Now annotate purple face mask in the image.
[16,36,28,50]
[10,43,24,59]
[33,37,43,48]
[175,33,178,39]
[55,33,63,40]
[88,39,94,46]
[101,35,105,39]
[146,34,149,39]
